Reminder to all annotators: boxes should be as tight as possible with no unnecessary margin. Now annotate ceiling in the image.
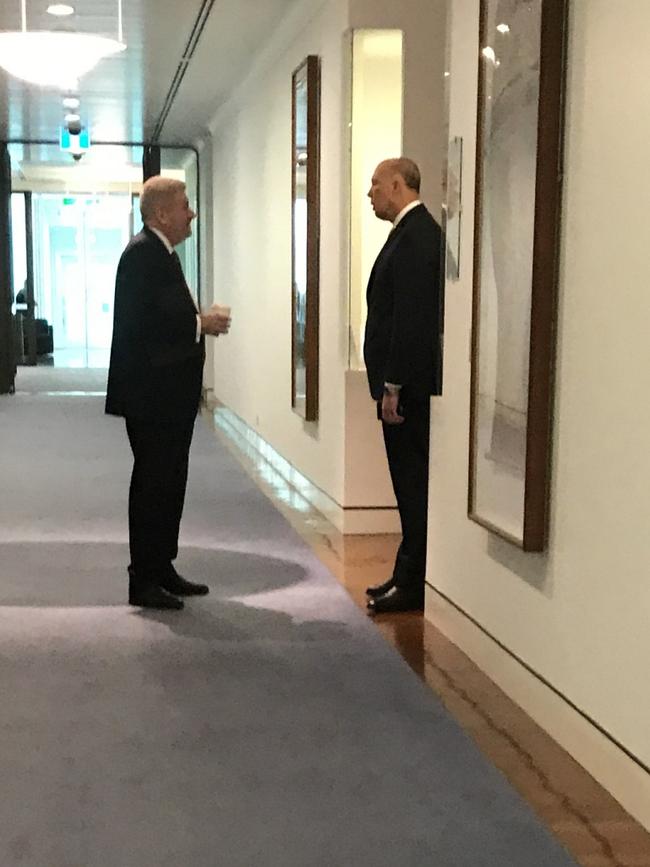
[0,0,299,147]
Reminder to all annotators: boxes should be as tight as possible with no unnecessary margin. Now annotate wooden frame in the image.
[468,0,567,551]
[291,55,320,421]
[444,135,463,282]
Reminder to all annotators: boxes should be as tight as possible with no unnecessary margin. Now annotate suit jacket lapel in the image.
[366,205,426,296]
[169,249,187,285]
[366,222,405,301]
[143,227,195,301]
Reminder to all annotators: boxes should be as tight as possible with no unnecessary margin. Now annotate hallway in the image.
[0,376,579,866]
[1,0,649,861]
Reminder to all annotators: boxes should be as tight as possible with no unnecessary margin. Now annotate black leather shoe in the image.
[366,576,395,598]
[128,565,209,598]
[129,583,184,610]
[367,586,423,614]
[160,572,209,597]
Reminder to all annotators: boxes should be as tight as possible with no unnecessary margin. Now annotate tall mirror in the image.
[291,55,320,421]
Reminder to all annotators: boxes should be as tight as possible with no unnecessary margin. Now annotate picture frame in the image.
[468,0,567,551]
[291,55,321,421]
[444,135,463,282]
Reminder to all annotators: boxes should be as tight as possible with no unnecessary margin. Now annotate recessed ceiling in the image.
[0,0,299,147]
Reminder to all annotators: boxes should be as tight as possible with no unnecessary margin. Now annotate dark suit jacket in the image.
[105,227,205,423]
[363,204,443,401]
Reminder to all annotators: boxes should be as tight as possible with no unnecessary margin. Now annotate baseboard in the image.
[342,509,401,534]
[212,406,400,535]
[425,587,650,832]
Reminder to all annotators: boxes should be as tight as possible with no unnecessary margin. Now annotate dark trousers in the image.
[125,416,196,584]
[381,396,431,592]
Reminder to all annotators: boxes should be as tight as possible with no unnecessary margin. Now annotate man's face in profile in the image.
[162,190,196,247]
[367,163,396,222]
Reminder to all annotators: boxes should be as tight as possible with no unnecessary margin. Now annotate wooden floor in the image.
[208,409,650,867]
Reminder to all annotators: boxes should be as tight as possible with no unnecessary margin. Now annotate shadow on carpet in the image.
[0,541,309,608]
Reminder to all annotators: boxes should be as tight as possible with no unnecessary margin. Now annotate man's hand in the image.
[381,392,404,425]
[200,310,231,337]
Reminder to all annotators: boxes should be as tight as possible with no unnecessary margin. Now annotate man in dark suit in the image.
[363,158,443,614]
[106,176,230,610]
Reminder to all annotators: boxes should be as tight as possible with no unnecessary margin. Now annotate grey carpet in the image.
[0,383,577,867]
[13,365,108,394]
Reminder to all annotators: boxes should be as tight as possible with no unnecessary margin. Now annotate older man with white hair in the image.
[106,175,230,610]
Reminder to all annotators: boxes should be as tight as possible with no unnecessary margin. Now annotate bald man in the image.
[106,176,230,610]
[364,158,443,614]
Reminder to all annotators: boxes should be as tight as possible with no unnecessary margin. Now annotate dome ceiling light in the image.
[0,0,126,91]
[47,4,75,15]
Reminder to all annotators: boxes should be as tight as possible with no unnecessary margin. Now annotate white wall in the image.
[197,135,215,393]
[349,0,446,220]
[428,0,650,828]
[207,0,446,530]
[208,0,349,506]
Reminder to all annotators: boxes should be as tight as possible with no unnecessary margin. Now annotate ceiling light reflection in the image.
[482,46,497,64]
[47,3,75,15]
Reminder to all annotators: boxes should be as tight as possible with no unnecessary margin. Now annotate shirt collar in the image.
[148,225,174,255]
[393,199,421,228]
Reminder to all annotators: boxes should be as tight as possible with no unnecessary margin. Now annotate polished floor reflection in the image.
[208,406,650,867]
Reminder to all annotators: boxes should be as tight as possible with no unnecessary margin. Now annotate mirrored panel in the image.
[291,55,320,421]
[469,0,567,550]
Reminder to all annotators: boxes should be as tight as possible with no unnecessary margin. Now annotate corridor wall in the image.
[207,0,350,510]
[205,0,446,531]
[427,0,650,829]
[198,134,215,395]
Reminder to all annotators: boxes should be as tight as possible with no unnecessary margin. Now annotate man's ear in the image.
[153,202,168,226]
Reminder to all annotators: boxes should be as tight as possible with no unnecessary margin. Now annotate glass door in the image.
[10,193,37,365]
[32,193,131,368]
[84,197,131,366]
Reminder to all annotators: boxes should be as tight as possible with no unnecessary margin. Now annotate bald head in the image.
[368,157,421,222]
[140,176,195,247]
[379,158,421,193]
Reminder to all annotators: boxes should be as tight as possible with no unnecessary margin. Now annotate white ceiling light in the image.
[47,3,75,15]
[0,0,126,90]
[62,95,80,109]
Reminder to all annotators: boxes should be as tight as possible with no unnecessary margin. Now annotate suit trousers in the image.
[125,415,196,583]
[381,396,431,591]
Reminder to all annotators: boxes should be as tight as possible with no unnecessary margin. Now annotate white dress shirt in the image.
[393,199,421,229]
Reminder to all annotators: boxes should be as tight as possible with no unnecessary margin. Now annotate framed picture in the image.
[291,55,321,421]
[468,0,567,551]
[444,135,463,282]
